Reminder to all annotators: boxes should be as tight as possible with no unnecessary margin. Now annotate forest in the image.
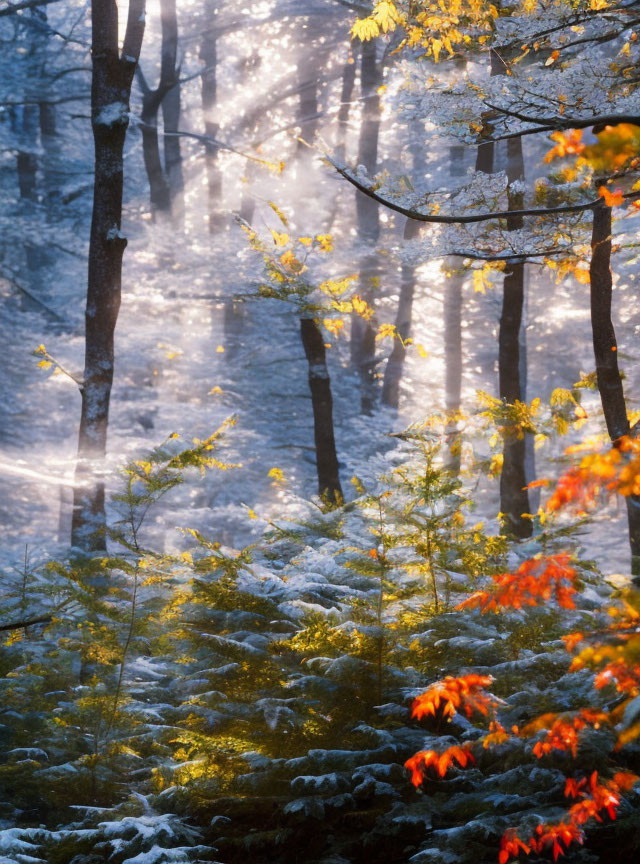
[1,1,640,862]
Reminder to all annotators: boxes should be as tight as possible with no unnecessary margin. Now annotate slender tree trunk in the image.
[159,0,183,224]
[200,3,223,232]
[138,81,171,215]
[381,218,419,409]
[238,159,256,225]
[39,100,59,203]
[15,104,38,200]
[71,0,146,551]
[443,124,468,472]
[335,44,359,162]
[498,136,532,539]
[353,38,381,414]
[589,202,640,575]
[444,265,464,473]
[475,49,502,175]
[296,71,319,159]
[137,0,182,218]
[300,317,343,504]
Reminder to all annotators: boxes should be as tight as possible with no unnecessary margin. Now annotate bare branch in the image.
[0,615,52,632]
[328,158,602,224]
[483,101,640,135]
[121,0,146,67]
[0,0,61,17]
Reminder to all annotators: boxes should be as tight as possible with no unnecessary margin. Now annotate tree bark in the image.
[443,127,468,473]
[352,37,381,414]
[443,264,464,474]
[300,318,343,504]
[15,104,39,200]
[159,0,183,224]
[71,0,146,551]
[335,44,359,163]
[589,202,640,576]
[138,77,171,215]
[498,136,533,539]
[381,218,420,409]
[200,0,223,232]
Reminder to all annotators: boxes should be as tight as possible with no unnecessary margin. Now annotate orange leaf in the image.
[599,185,624,207]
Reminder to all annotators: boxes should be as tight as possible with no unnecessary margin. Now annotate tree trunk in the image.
[71,0,146,551]
[589,202,640,576]
[335,44,359,162]
[497,135,532,539]
[159,0,184,224]
[352,38,381,415]
[139,82,171,215]
[381,218,420,409]
[15,104,39,200]
[443,128,468,473]
[300,317,343,504]
[200,1,223,232]
[475,49,502,175]
[444,265,464,473]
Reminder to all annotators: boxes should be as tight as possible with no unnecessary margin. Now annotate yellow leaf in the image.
[280,250,303,272]
[376,323,397,341]
[315,234,334,252]
[270,230,289,246]
[352,295,374,320]
[268,467,286,485]
[324,317,345,336]
[351,17,380,41]
[268,201,289,226]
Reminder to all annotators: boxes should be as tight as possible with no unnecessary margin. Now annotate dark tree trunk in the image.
[71,0,146,551]
[300,317,343,504]
[499,259,532,538]
[39,99,59,202]
[498,107,532,538]
[381,218,420,409]
[159,0,184,223]
[475,49,502,175]
[139,81,171,215]
[589,202,640,576]
[352,38,382,414]
[200,1,223,232]
[16,104,39,200]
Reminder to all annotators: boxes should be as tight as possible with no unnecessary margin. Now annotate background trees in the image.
[1,1,640,862]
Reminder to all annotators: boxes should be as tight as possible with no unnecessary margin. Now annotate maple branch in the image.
[328,158,601,224]
[444,248,568,262]
[482,102,640,135]
[499,0,640,50]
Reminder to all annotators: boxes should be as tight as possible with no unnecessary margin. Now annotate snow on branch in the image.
[327,157,602,225]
